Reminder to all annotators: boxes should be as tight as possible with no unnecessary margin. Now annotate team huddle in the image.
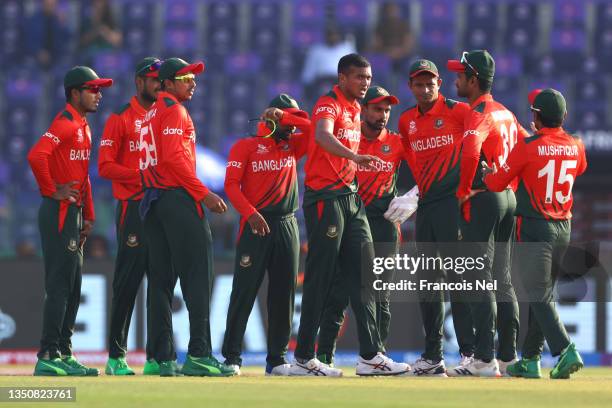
[27,50,587,380]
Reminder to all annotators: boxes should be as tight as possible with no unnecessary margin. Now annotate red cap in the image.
[84,78,114,87]
[528,88,543,105]
[446,60,466,73]
[176,61,205,76]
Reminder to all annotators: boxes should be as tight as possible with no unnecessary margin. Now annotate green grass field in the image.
[2,366,612,408]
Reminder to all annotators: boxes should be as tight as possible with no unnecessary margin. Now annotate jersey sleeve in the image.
[98,113,141,183]
[157,106,210,202]
[27,120,72,196]
[457,111,489,198]
[484,139,528,192]
[224,140,257,218]
[312,99,339,123]
[577,138,588,176]
[283,113,311,160]
[398,113,419,179]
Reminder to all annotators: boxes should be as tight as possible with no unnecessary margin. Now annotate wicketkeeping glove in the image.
[384,185,419,224]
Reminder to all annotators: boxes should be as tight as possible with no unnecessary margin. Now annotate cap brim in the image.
[144,70,160,78]
[283,107,309,119]
[176,61,205,76]
[85,78,113,87]
[528,89,543,105]
[367,95,400,105]
[446,60,466,73]
[410,69,438,78]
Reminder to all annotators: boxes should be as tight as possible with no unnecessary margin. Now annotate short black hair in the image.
[535,111,563,128]
[338,53,370,75]
[65,86,79,102]
[466,71,493,93]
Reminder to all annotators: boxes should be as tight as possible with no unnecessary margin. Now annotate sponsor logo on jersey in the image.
[100,139,113,147]
[464,130,480,137]
[256,144,269,154]
[434,119,444,129]
[43,132,60,144]
[163,127,184,135]
[226,161,242,168]
[126,234,139,247]
[67,239,78,252]
[70,149,91,161]
[315,106,335,116]
[409,120,417,135]
[326,225,339,238]
[77,128,84,143]
[240,254,252,267]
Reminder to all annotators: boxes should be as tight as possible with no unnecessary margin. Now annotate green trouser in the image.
[459,189,519,362]
[222,214,299,367]
[316,213,398,361]
[415,195,475,361]
[144,189,213,361]
[517,217,571,358]
[108,200,152,359]
[37,198,83,359]
[295,193,382,360]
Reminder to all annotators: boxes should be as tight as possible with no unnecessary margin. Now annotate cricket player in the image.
[398,59,476,376]
[446,50,529,376]
[222,94,310,376]
[289,54,409,376]
[138,58,234,377]
[483,89,586,379]
[99,57,162,376]
[315,86,405,365]
[29,66,112,376]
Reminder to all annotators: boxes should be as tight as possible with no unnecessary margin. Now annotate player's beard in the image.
[365,119,385,132]
[141,89,157,104]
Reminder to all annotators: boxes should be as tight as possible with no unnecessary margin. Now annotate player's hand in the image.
[351,154,383,170]
[79,219,94,247]
[458,189,485,206]
[529,121,537,133]
[480,160,498,177]
[52,181,79,203]
[202,192,228,214]
[247,212,270,236]
[261,107,284,122]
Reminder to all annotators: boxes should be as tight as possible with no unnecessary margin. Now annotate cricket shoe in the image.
[228,364,241,376]
[143,359,160,375]
[448,358,501,377]
[507,356,542,379]
[105,357,135,375]
[33,358,85,376]
[356,353,410,376]
[159,360,183,377]
[62,355,99,376]
[265,363,291,376]
[181,355,236,377]
[288,358,343,377]
[459,353,474,367]
[550,343,583,379]
[410,358,447,377]
[497,358,518,377]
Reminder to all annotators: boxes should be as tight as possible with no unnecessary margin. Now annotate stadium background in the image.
[0,0,610,367]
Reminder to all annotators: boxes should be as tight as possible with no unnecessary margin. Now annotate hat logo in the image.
[434,119,444,129]
[409,120,417,135]
[240,254,252,267]
[77,128,84,143]
[420,60,429,67]
[126,234,139,247]
[67,239,78,252]
[381,144,391,153]
[256,144,269,154]
[326,225,339,238]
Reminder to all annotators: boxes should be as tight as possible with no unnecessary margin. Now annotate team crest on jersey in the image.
[77,128,84,143]
[434,119,444,129]
[326,225,339,238]
[381,144,391,154]
[67,239,78,252]
[240,254,252,267]
[256,144,269,154]
[126,234,139,247]
[409,120,417,135]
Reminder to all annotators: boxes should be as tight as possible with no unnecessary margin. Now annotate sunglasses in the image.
[137,60,162,76]
[174,73,195,83]
[80,86,101,94]
[460,51,479,77]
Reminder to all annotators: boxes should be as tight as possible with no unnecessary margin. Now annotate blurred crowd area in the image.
[0,0,611,259]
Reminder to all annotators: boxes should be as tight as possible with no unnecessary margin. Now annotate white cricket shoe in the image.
[288,358,343,377]
[228,364,241,376]
[459,353,474,367]
[265,363,291,376]
[448,358,501,377]
[356,353,410,376]
[411,358,447,377]
[497,358,518,377]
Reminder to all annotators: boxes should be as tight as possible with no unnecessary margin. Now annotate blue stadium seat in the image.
[164,0,197,26]
[504,26,538,56]
[464,1,500,30]
[550,29,586,72]
[164,26,198,54]
[120,0,157,31]
[506,1,538,28]
[292,1,326,26]
[553,0,585,28]
[463,27,497,50]
[124,27,152,58]
[267,81,304,103]
[224,53,263,77]
[494,53,523,78]
[92,51,132,77]
[418,28,455,64]
[250,1,283,26]
[420,0,455,25]
[362,53,392,88]
[291,26,324,51]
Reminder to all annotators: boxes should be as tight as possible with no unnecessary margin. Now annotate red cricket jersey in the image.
[138,91,209,204]
[28,103,95,231]
[356,128,406,216]
[98,96,146,201]
[303,85,361,206]
[458,93,530,198]
[398,94,471,204]
[224,113,310,219]
[484,127,587,220]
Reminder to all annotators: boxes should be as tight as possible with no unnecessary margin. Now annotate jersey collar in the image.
[157,91,180,105]
[333,85,360,111]
[361,127,388,144]
[130,96,147,115]
[417,94,446,117]
[470,93,494,109]
[65,103,87,126]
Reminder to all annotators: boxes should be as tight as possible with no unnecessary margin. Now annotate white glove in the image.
[384,186,419,224]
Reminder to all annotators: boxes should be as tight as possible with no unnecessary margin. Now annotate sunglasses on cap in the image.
[80,85,101,94]
[137,59,163,76]
[460,51,479,77]
[174,73,196,83]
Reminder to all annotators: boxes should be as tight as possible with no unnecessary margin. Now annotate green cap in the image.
[409,59,439,78]
[158,57,205,81]
[447,50,495,79]
[268,94,308,118]
[135,57,162,77]
[63,66,113,89]
[530,88,567,123]
[361,86,400,105]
